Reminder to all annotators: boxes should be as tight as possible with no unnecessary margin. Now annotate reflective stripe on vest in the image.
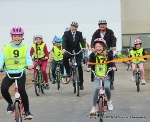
[95,56,107,77]
[53,46,63,61]
[3,44,27,69]
[130,48,144,64]
[32,43,45,58]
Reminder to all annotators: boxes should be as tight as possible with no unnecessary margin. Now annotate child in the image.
[0,27,33,119]
[87,38,117,116]
[127,39,147,84]
[48,37,64,84]
[30,35,50,90]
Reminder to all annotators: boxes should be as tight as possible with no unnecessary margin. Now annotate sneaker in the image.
[25,111,33,119]
[141,79,146,85]
[90,107,97,116]
[131,76,135,82]
[7,103,13,114]
[110,84,114,90]
[45,84,50,90]
[107,101,113,111]
[80,83,84,90]
[52,78,55,84]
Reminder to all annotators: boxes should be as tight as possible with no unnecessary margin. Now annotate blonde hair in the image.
[94,43,107,59]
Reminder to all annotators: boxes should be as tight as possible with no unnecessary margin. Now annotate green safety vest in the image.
[79,43,88,48]
[130,48,144,64]
[53,46,63,61]
[95,56,107,77]
[32,43,45,58]
[3,44,27,69]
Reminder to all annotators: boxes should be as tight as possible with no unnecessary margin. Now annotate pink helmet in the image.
[134,39,142,45]
[10,27,24,35]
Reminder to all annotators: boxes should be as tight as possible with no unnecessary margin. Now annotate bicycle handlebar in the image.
[90,67,112,79]
[66,50,83,56]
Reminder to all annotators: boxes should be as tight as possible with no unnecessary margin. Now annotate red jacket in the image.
[30,42,49,58]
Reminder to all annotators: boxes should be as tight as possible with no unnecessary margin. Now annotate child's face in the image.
[12,35,23,45]
[35,37,42,45]
[54,43,61,46]
[95,43,104,54]
[135,44,141,49]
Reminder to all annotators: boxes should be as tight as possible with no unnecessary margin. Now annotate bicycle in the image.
[55,61,63,90]
[1,68,32,122]
[134,61,145,92]
[66,50,83,97]
[90,68,112,122]
[34,58,46,96]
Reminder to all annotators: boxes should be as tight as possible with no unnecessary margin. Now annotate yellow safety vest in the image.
[95,56,107,77]
[53,46,63,61]
[32,43,45,58]
[3,44,27,69]
[79,43,88,48]
[130,48,144,64]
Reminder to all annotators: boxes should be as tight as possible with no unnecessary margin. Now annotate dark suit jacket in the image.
[62,30,85,53]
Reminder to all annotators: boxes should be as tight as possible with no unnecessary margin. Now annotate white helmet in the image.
[71,21,78,26]
[34,35,43,39]
[98,20,107,25]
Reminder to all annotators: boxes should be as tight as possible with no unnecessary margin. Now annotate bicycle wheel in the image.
[15,102,22,122]
[56,71,60,90]
[136,73,140,92]
[74,68,79,96]
[41,75,45,94]
[34,72,40,96]
[48,64,52,81]
[99,97,103,122]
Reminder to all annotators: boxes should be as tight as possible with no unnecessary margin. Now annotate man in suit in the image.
[91,20,117,90]
[62,21,85,90]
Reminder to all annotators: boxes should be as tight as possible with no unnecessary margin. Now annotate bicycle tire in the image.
[41,75,45,94]
[99,97,104,122]
[74,68,79,96]
[136,73,140,92]
[15,102,22,122]
[48,64,52,81]
[56,71,60,90]
[34,72,40,96]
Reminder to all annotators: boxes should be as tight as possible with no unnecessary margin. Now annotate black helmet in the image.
[71,21,78,27]
[98,20,107,25]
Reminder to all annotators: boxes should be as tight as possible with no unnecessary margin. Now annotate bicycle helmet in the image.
[65,27,70,31]
[98,20,107,25]
[34,35,43,39]
[10,27,24,35]
[134,39,142,45]
[54,37,62,43]
[71,21,78,27]
[94,38,107,48]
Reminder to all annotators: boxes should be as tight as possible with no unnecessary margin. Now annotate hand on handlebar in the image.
[62,49,66,54]
[26,65,34,70]
[112,67,116,71]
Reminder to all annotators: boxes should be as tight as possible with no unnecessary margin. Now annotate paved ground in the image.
[0,63,150,122]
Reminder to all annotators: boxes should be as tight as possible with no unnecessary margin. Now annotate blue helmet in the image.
[54,37,62,43]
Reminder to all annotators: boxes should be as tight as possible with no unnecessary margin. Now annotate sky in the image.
[0,0,121,52]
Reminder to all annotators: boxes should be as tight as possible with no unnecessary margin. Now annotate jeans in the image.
[82,50,88,64]
[52,60,64,79]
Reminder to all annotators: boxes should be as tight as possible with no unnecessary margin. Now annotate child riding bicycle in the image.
[127,39,147,84]
[30,35,50,90]
[0,27,33,119]
[87,38,117,115]
[48,37,64,84]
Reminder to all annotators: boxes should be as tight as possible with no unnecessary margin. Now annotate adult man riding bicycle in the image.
[62,21,86,90]
[91,20,117,90]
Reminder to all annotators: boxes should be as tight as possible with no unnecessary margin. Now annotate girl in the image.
[0,27,33,119]
[30,35,50,90]
[127,39,147,84]
[87,38,117,116]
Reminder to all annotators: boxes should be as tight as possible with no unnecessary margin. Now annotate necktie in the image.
[72,32,75,42]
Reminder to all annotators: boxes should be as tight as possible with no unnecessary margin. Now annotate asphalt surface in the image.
[0,63,150,122]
